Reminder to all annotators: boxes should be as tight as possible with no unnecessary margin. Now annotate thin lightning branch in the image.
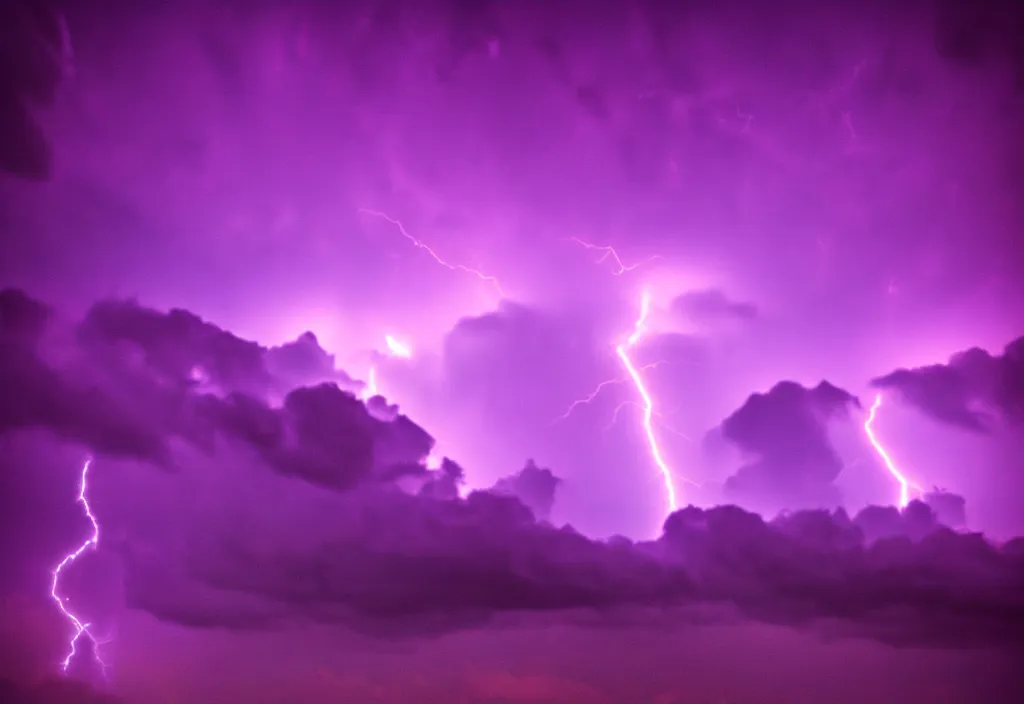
[550,361,665,424]
[561,237,695,510]
[605,401,694,445]
[551,378,626,423]
[553,361,699,463]
[358,209,507,298]
[618,292,680,512]
[864,393,919,509]
[566,237,662,275]
[50,458,109,678]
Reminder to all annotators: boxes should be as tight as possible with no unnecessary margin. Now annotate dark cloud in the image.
[4,290,1024,665]
[0,678,122,704]
[0,287,52,340]
[932,0,1024,68]
[0,1,66,180]
[871,335,1024,431]
[489,459,561,522]
[1,289,435,489]
[672,289,758,326]
[1,291,170,463]
[418,457,466,500]
[716,381,861,514]
[113,482,1024,648]
[79,299,354,398]
[198,383,431,492]
[924,489,968,529]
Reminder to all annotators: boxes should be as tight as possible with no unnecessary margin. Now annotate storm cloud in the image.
[2,289,1023,653]
[872,336,1024,432]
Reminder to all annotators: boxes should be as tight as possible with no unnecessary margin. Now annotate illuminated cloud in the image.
[2,0,1024,697]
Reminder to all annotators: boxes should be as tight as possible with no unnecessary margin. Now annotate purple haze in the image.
[1,1,1023,701]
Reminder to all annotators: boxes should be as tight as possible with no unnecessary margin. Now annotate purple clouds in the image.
[872,336,1024,432]
[3,288,1024,657]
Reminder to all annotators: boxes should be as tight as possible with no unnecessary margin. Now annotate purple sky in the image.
[1,1,1023,701]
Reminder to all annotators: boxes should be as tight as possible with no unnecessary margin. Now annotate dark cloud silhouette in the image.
[2,290,1024,652]
[932,0,1024,69]
[716,381,861,514]
[79,299,354,398]
[0,1,66,180]
[489,459,561,522]
[672,289,758,326]
[418,457,466,501]
[872,336,1024,431]
[924,489,968,529]
[0,678,122,704]
[0,287,52,339]
[1,289,435,489]
[116,479,1024,648]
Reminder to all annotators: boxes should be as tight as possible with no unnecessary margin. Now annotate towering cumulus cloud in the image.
[715,381,860,513]
[2,289,1024,668]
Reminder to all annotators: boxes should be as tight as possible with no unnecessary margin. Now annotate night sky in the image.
[2,1,1023,702]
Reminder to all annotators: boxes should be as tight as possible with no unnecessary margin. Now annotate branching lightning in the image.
[864,393,919,509]
[50,458,109,678]
[358,209,507,298]
[616,291,680,512]
[550,360,667,424]
[566,237,662,275]
[560,239,690,514]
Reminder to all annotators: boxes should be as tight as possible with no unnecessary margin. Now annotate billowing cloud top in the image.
[716,380,860,513]
[2,288,1024,658]
[872,336,1024,431]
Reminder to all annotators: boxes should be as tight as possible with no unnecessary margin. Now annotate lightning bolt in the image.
[561,238,692,513]
[50,458,109,678]
[617,291,680,513]
[565,237,662,275]
[358,209,507,298]
[864,393,919,509]
[384,334,413,359]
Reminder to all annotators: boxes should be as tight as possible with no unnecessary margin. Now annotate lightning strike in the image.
[617,291,680,513]
[384,334,413,359]
[358,209,507,298]
[50,458,109,678]
[864,393,917,509]
[566,237,662,275]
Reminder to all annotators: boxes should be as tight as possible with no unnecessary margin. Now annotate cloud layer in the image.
[872,336,1024,432]
[2,288,1024,656]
